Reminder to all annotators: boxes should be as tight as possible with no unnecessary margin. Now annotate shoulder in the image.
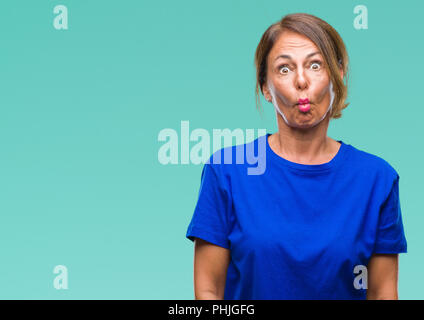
[203,135,265,178]
[346,142,399,184]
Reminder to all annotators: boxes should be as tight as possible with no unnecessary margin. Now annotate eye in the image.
[310,61,322,71]
[278,65,290,74]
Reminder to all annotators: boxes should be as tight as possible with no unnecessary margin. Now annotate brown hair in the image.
[254,13,349,119]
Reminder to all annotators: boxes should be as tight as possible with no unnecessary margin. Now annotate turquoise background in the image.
[0,0,422,299]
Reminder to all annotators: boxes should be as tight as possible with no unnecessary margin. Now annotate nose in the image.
[294,67,309,90]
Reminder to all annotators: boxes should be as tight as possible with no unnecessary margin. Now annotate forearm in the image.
[366,290,398,300]
[195,290,224,300]
[366,254,400,300]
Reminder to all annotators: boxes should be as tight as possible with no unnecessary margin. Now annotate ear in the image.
[262,84,271,102]
[338,60,344,79]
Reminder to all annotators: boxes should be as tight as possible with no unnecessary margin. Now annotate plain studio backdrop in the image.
[0,0,421,299]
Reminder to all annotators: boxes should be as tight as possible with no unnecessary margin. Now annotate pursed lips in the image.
[297,98,310,105]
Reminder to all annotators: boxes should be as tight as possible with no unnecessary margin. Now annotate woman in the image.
[185,13,407,300]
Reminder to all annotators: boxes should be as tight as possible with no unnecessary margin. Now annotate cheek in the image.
[273,81,295,104]
[314,83,331,103]
[310,74,331,102]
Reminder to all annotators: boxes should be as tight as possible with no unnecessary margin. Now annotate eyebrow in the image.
[274,51,321,62]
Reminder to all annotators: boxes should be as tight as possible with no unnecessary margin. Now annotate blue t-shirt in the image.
[186,133,407,300]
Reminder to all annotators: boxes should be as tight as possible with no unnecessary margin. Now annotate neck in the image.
[273,112,334,164]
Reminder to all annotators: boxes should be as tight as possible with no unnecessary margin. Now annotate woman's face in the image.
[264,30,338,128]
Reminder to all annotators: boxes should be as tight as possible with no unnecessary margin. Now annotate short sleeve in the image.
[185,162,231,249]
[373,174,408,254]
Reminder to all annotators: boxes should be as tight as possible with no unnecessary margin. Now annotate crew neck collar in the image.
[265,133,348,172]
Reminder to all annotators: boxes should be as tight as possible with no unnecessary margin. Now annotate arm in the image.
[193,238,230,300]
[366,253,399,300]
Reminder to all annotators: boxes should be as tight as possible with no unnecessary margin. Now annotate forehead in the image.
[269,30,320,58]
